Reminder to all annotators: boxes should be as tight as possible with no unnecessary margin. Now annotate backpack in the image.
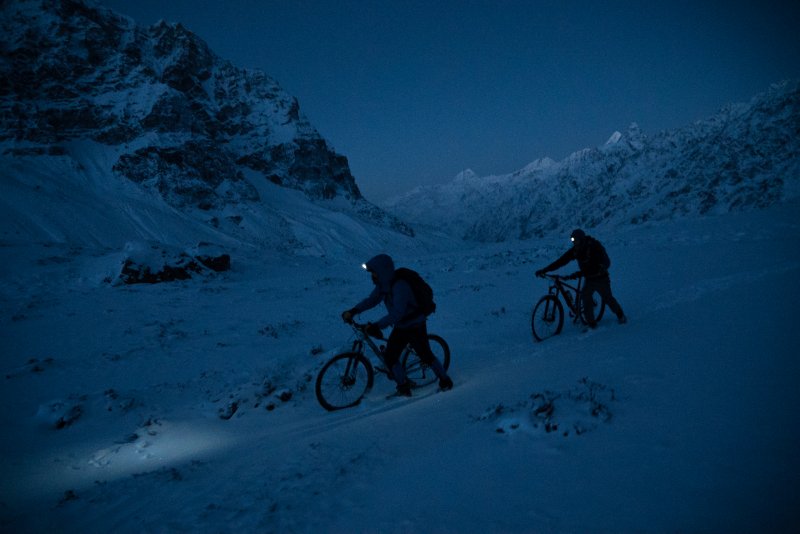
[392,267,436,318]
[587,237,611,272]
[595,240,611,270]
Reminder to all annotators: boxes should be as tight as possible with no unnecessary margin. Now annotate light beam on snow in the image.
[4,420,235,507]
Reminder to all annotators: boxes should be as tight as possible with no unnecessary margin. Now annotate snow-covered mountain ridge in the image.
[384,81,800,241]
[0,0,412,253]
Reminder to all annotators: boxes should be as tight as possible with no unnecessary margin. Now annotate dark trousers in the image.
[384,321,446,386]
[384,321,436,368]
[581,275,625,325]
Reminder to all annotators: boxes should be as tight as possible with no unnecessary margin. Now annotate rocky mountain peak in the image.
[1,0,411,235]
[148,20,215,93]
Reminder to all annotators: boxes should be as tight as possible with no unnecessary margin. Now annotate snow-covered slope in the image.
[1,201,798,533]
[1,5,799,529]
[0,136,425,261]
[0,0,412,253]
[384,81,800,241]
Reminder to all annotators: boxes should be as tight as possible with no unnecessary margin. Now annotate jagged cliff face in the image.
[0,0,362,209]
[384,81,800,241]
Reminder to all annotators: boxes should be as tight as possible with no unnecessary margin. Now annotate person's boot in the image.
[438,376,453,391]
[581,321,597,333]
[389,363,412,397]
[392,382,412,397]
[426,358,453,391]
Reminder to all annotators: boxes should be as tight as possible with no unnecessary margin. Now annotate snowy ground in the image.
[1,201,799,533]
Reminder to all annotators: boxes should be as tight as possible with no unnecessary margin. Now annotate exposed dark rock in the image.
[113,140,259,210]
[120,256,202,284]
[118,243,232,284]
[0,0,413,236]
[196,253,230,272]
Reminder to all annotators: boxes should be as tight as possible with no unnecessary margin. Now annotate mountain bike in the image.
[315,320,451,411]
[531,274,606,341]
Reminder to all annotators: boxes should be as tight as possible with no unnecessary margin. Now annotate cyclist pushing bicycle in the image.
[535,229,627,328]
[341,253,453,397]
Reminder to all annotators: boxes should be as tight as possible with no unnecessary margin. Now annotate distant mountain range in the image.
[0,0,412,251]
[384,81,800,241]
[1,1,797,251]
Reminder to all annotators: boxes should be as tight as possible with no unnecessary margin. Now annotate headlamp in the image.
[362,263,368,270]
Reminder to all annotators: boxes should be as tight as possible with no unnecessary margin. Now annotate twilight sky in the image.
[103,0,800,201]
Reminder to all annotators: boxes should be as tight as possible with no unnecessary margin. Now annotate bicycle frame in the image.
[546,275,584,322]
[532,274,607,342]
[347,321,392,375]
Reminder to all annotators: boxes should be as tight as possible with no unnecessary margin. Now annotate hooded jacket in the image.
[351,254,424,329]
[543,235,610,278]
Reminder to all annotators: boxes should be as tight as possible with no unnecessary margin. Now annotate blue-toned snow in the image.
[1,201,799,533]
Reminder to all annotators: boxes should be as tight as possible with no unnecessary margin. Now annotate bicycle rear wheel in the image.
[580,294,606,324]
[531,295,563,341]
[315,352,374,411]
[402,334,450,387]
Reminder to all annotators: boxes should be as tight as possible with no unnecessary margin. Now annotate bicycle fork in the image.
[340,357,361,387]
[544,291,560,322]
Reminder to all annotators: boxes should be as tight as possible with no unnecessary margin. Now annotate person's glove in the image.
[535,269,546,278]
[341,309,355,323]
[364,323,384,340]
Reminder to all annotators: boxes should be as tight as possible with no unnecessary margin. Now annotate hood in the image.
[365,253,395,292]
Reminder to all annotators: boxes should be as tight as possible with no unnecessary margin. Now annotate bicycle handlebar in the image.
[346,319,377,335]
[345,319,388,345]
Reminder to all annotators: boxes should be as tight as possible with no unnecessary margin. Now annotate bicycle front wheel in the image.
[402,334,450,387]
[315,352,374,411]
[531,295,563,342]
